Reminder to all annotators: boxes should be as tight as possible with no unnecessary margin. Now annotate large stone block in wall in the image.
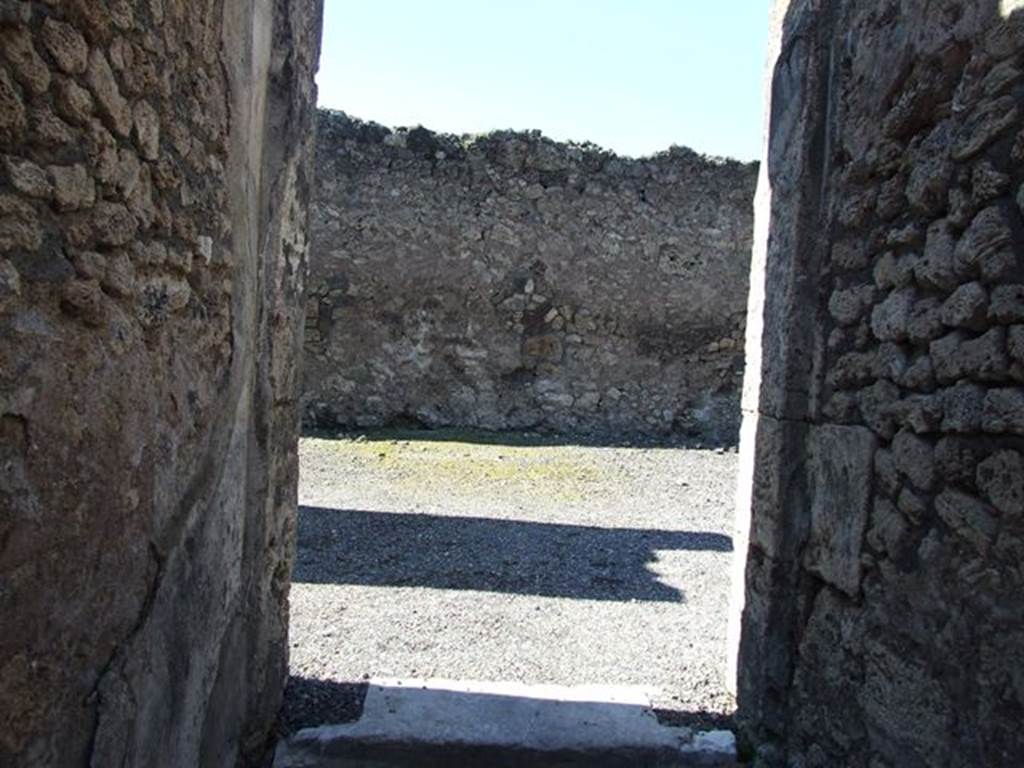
[0,2,322,766]
[803,425,876,596]
[304,111,757,441]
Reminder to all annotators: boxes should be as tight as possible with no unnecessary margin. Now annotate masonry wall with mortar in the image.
[8,2,1023,766]
[735,2,1024,765]
[305,111,757,441]
[0,1,322,765]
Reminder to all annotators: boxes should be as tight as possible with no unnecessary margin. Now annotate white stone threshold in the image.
[275,678,737,767]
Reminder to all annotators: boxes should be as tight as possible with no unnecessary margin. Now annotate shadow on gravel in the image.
[277,676,369,736]
[294,506,732,602]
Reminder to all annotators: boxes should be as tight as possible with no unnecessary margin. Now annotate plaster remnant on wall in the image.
[0,1,323,765]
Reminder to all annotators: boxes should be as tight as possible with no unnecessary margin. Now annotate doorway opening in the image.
[277,1,768,761]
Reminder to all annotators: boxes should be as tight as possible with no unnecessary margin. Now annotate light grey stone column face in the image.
[735,1,1024,765]
[0,1,322,766]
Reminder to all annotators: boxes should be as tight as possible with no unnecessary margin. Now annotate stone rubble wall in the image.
[0,1,322,766]
[305,110,757,441]
[736,1,1024,765]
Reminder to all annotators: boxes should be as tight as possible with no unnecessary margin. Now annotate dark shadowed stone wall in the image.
[304,111,757,441]
[734,1,1024,765]
[0,1,322,765]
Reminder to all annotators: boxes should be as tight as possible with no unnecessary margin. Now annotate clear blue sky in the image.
[317,1,771,161]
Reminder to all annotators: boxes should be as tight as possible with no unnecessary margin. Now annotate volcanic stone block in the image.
[804,425,878,596]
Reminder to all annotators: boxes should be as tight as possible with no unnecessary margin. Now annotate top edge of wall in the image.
[316,108,760,170]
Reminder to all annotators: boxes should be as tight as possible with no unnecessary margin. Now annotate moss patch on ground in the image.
[303,429,618,502]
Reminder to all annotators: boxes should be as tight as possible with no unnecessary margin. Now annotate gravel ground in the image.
[280,430,739,736]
